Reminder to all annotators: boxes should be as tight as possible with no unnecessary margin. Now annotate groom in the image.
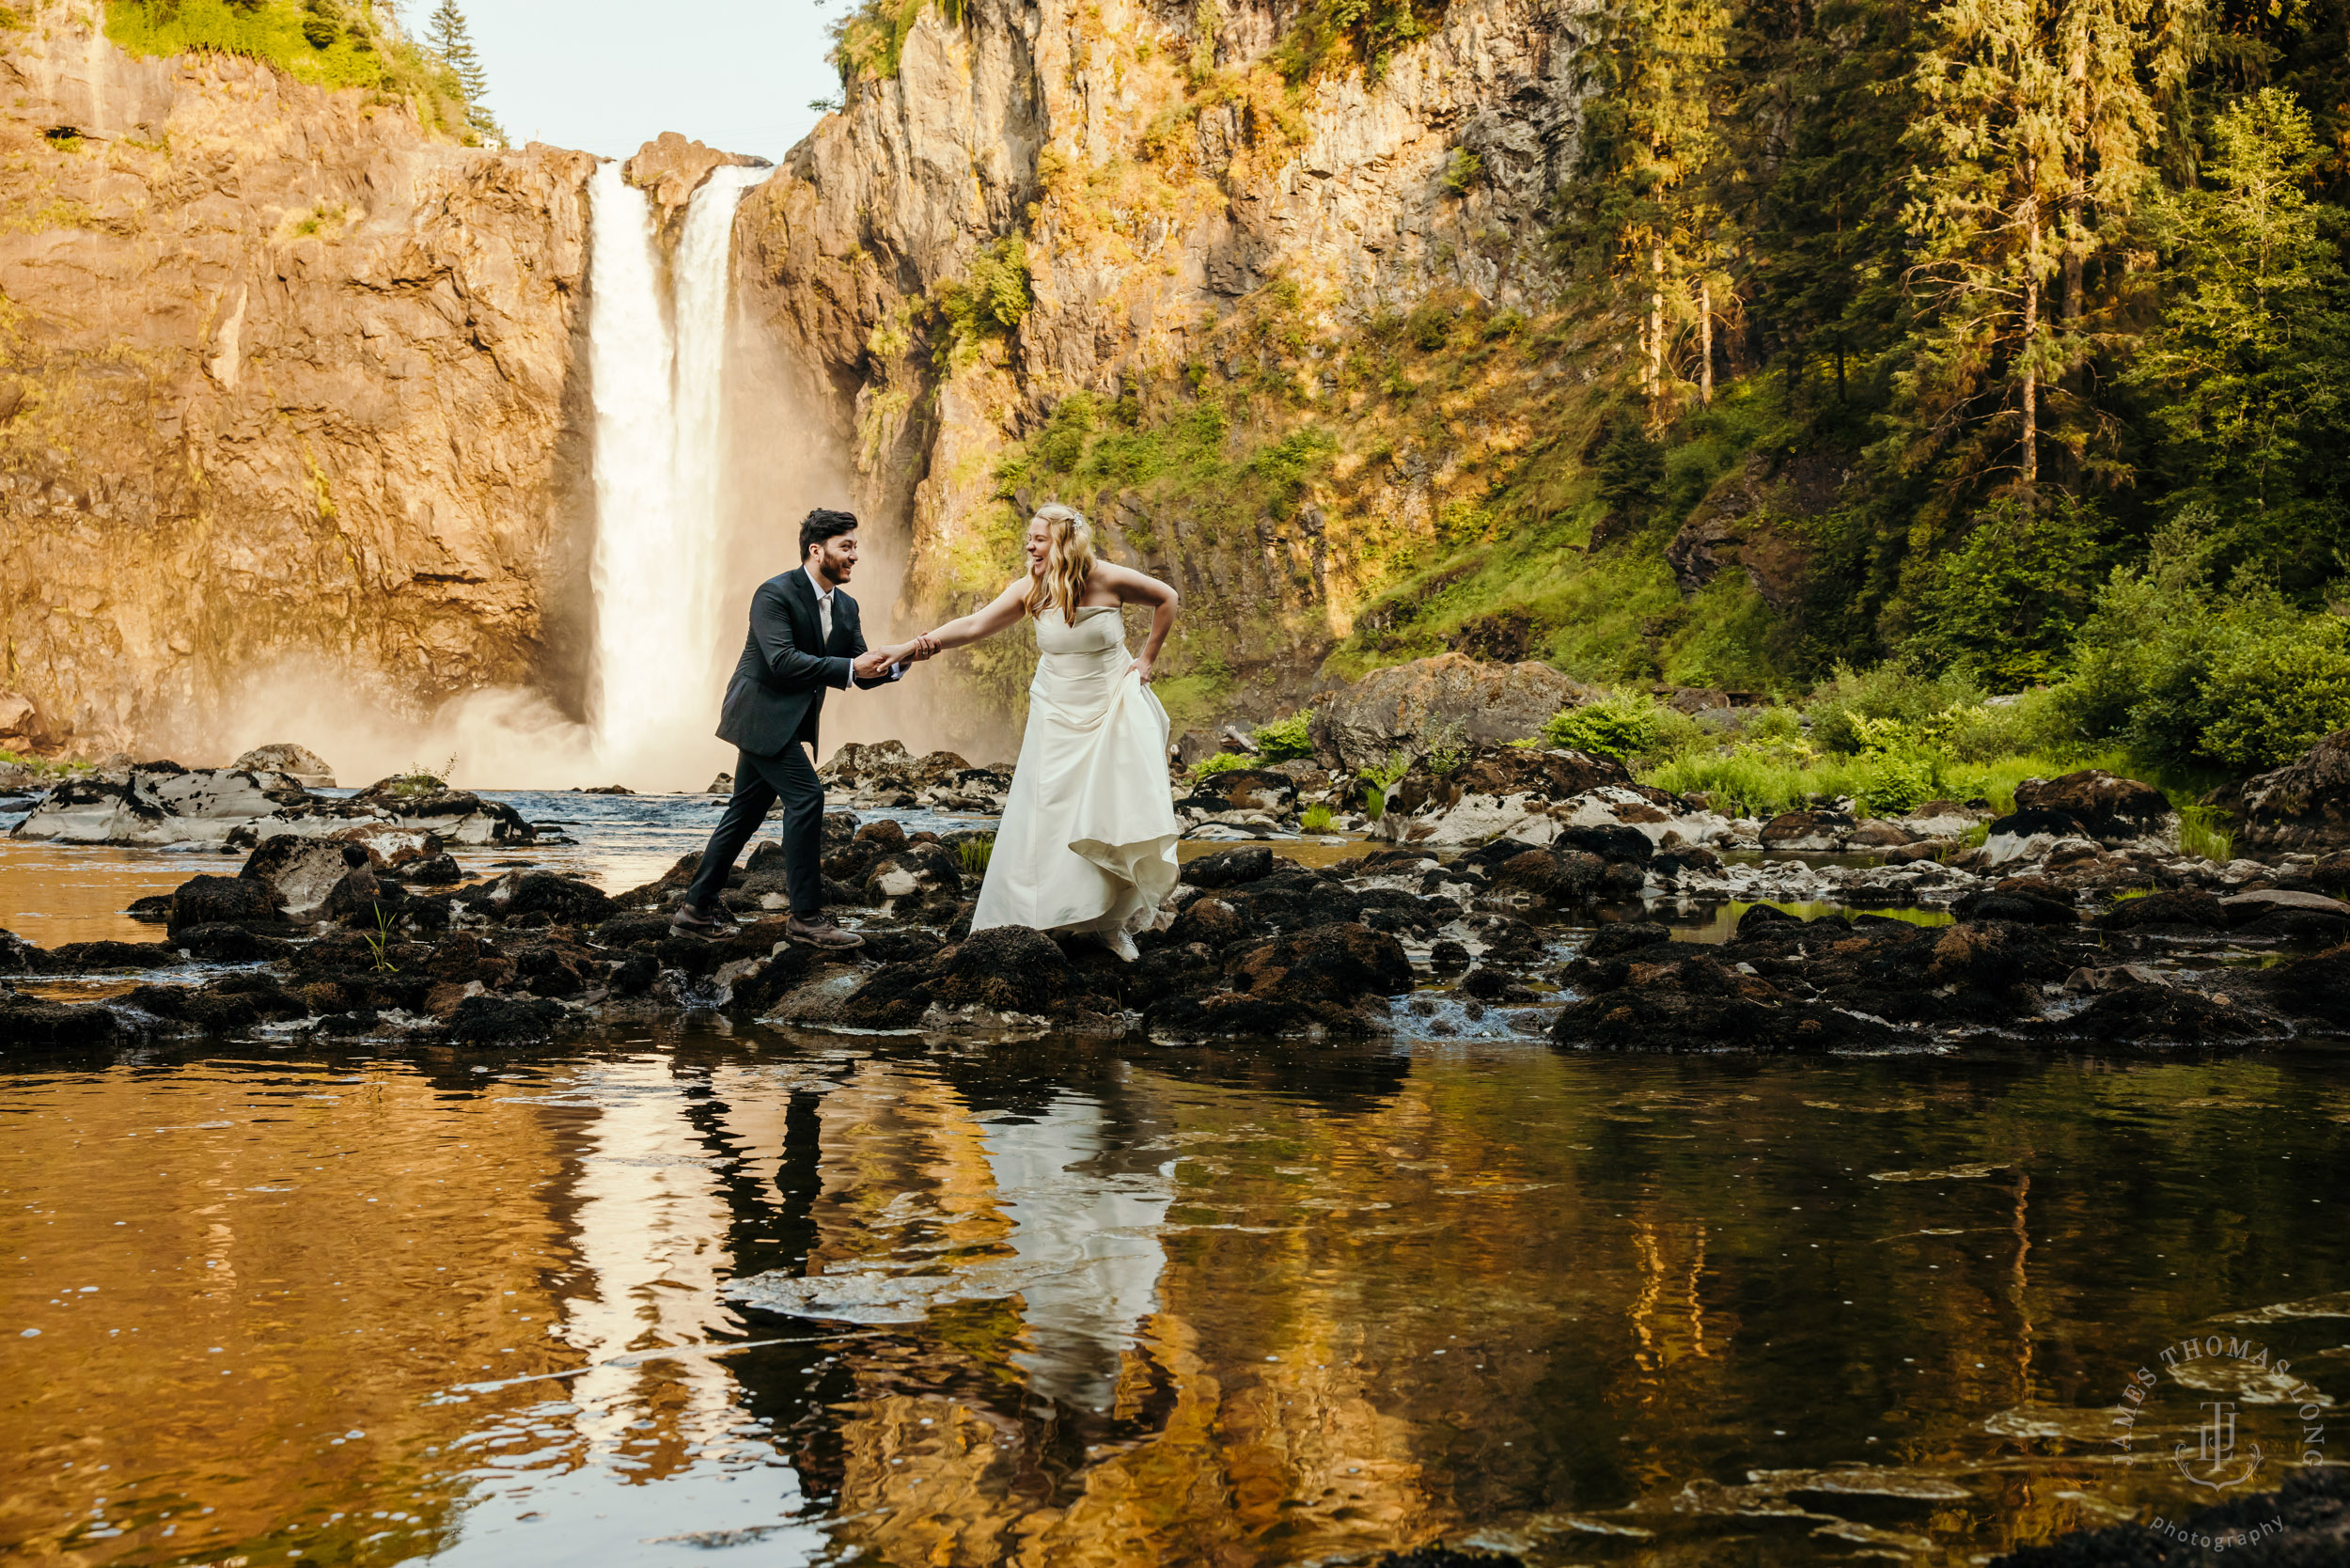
[673,508,926,949]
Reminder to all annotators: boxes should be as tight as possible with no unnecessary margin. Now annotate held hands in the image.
[854,635,943,680]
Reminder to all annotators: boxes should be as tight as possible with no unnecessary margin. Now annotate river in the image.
[2,798,2344,1565]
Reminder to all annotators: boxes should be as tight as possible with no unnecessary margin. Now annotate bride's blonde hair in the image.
[1024,503,1097,625]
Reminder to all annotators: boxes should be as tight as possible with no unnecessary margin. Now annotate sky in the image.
[446,0,841,163]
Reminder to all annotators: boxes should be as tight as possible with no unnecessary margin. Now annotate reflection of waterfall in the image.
[586,163,768,791]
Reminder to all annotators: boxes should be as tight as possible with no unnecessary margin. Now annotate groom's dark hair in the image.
[800,508,859,561]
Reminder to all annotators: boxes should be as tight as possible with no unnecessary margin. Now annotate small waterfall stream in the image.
[585,161,767,790]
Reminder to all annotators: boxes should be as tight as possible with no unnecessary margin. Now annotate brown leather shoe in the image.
[787,914,864,949]
[671,902,738,932]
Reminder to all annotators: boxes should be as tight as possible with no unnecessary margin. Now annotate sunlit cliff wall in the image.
[0,0,594,759]
[734,0,1592,746]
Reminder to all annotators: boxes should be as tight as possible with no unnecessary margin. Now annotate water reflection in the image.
[1,1031,2345,1566]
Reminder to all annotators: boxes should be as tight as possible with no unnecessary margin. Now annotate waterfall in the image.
[585,161,766,789]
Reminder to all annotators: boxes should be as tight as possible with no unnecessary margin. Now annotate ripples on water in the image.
[4,1027,2346,1566]
[7,794,2349,1563]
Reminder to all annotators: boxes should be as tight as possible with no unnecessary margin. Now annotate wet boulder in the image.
[1979,808,2104,869]
[861,842,964,916]
[487,870,615,926]
[611,852,703,911]
[2220,888,2350,928]
[1165,895,1254,949]
[48,939,180,972]
[167,874,284,935]
[171,923,293,964]
[230,743,336,788]
[1182,767,1297,817]
[2098,888,2228,933]
[396,853,464,886]
[240,834,382,918]
[2237,942,2350,1032]
[0,929,46,974]
[12,762,313,846]
[0,987,126,1048]
[442,995,566,1046]
[1550,950,1902,1052]
[1759,810,1854,852]
[2055,979,2290,1045]
[838,925,1118,1029]
[1120,940,1226,1009]
[1217,867,1362,933]
[2012,769,2172,839]
[1376,749,1645,848]
[1181,845,1277,889]
[1224,922,1415,1004]
[1951,878,2079,925]
[2205,729,2350,854]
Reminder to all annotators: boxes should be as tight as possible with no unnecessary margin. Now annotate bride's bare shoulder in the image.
[1090,560,1171,600]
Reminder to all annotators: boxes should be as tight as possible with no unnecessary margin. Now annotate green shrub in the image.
[1251,711,1313,761]
[1909,496,2105,691]
[932,234,1029,368]
[1299,803,1338,832]
[956,835,995,876]
[2053,515,2350,771]
[2195,616,2350,771]
[1851,752,1934,816]
[1543,691,1662,762]
[1189,750,1258,781]
[1806,658,1986,754]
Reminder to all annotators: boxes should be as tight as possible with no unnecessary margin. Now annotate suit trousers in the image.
[682,743,826,917]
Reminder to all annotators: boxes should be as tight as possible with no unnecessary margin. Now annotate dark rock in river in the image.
[1165,893,1257,950]
[441,995,566,1046]
[1181,767,1297,817]
[2013,768,2172,837]
[168,873,284,934]
[485,870,615,926]
[0,987,127,1048]
[1989,1463,2348,1567]
[2098,888,2228,932]
[1951,878,2079,925]
[839,925,1117,1029]
[1181,845,1276,888]
[1760,809,1854,851]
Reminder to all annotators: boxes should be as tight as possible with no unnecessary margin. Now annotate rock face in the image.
[734,0,1594,743]
[0,5,595,758]
[232,744,337,788]
[1311,655,1595,771]
[10,763,531,847]
[2213,729,2350,852]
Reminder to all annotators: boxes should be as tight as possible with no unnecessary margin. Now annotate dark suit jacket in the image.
[715,568,893,756]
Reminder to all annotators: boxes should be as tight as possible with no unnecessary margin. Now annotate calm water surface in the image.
[5,1027,2346,1566]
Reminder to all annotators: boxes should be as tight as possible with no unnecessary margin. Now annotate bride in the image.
[914,504,1182,959]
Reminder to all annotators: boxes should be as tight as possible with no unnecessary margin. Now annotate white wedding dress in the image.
[972,605,1180,942]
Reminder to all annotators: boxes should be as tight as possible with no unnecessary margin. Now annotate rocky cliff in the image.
[0,0,594,758]
[734,0,1592,745]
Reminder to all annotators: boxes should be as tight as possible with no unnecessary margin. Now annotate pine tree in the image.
[426,0,493,115]
[2128,86,2350,586]
[1888,0,2201,505]
[1554,0,1737,418]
